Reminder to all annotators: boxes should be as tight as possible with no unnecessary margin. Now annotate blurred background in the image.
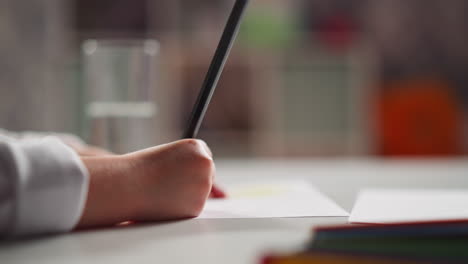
[1,0,467,158]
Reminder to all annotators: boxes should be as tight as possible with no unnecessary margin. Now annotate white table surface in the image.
[1,159,467,264]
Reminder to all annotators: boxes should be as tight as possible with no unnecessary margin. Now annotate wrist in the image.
[77,155,141,228]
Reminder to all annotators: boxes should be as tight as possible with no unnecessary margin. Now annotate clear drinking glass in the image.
[82,39,159,154]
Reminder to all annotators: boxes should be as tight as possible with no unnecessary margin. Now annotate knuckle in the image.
[178,139,212,161]
[178,139,203,149]
[182,149,214,172]
[195,154,214,170]
[177,139,210,159]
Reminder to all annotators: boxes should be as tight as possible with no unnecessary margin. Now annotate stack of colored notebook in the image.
[261,220,468,264]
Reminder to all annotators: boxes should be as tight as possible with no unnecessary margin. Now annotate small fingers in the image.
[198,140,213,158]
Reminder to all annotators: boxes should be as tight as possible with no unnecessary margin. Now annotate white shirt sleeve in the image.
[0,128,87,149]
[0,135,89,238]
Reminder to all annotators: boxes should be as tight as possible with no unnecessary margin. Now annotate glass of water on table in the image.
[82,39,159,154]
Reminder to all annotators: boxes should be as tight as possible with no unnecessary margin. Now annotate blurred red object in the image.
[377,78,463,157]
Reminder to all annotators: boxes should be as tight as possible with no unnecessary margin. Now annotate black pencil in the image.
[182,0,250,139]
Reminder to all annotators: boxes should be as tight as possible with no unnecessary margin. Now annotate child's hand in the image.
[77,139,223,229]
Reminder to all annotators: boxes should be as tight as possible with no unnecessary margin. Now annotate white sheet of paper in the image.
[350,189,468,224]
[198,180,348,219]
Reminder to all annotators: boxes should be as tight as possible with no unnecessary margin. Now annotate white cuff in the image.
[4,137,89,237]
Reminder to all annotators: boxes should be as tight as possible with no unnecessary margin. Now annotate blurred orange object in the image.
[377,78,463,157]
